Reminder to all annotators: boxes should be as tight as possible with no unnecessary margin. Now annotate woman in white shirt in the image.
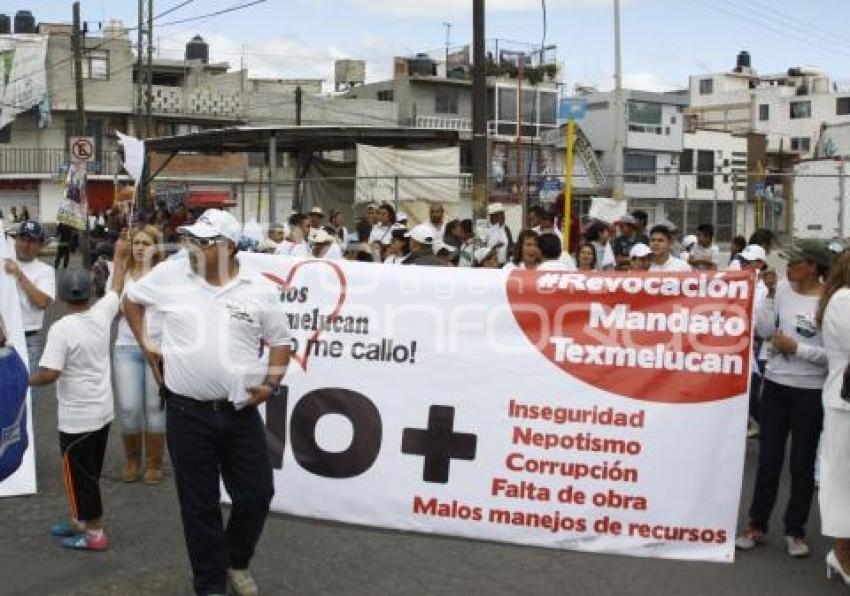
[736,240,831,559]
[503,230,540,271]
[113,226,166,484]
[816,251,850,584]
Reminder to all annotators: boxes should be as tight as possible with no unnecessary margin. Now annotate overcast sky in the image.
[15,0,850,92]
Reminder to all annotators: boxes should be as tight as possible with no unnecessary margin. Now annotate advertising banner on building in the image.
[0,34,49,130]
[240,255,754,563]
[0,226,37,498]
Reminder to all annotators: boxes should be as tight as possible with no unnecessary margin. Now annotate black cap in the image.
[780,239,835,268]
[59,268,92,302]
[15,220,44,241]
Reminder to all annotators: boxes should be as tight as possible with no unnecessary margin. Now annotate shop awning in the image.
[186,190,236,209]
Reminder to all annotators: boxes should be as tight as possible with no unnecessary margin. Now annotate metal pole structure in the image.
[731,172,738,241]
[71,2,91,266]
[145,0,154,139]
[136,0,144,129]
[394,176,400,214]
[268,135,277,225]
[516,55,524,206]
[563,120,576,250]
[838,159,847,240]
[471,0,488,220]
[295,86,302,126]
[612,0,625,201]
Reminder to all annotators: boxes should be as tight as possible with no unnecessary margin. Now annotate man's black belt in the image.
[24,330,37,338]
[161,387,235,412]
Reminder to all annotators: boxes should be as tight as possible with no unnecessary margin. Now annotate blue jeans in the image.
[113,345,165,434]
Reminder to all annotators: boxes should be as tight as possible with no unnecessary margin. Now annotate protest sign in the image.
[241,255,753,562]
[0,228,37,497]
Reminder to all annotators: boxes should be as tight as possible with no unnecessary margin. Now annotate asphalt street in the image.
[0,261,845,596]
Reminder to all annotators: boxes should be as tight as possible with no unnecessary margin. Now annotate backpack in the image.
[0,345,29,482]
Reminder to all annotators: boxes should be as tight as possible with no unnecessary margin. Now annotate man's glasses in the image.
[187,235,223,248]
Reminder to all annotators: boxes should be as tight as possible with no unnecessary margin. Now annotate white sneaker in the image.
[785,536,810,558]
[227,568,258,596]
[735,528,765,550]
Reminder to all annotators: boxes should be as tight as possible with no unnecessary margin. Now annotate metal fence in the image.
[145,168,848,248]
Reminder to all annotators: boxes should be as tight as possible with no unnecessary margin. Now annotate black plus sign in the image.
[402,405,477,484]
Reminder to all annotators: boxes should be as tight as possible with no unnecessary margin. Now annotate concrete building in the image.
[688,52,850,161]
[577,89,688,201]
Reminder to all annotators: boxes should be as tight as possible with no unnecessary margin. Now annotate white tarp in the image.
[355,144,460,204]
[116,132,145,183]
[234,254,753,563]
[0,224,37,497]
[0,35,49,130]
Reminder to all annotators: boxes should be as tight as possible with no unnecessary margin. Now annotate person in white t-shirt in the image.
[736,239,831,559]
[112,225,167,485]
[275,213,309,258]
[4,220,55,370]
[648,225,691,272]
[309,228,343,260]
[427,203,447,239]
[687,224,721,271]
[486,203,511,266]
[123,209,291,596]
[384,228,409,265]
[29,235,129,552]
[368,203,397,261]
[536,233,577,271]
[629,242,652,271]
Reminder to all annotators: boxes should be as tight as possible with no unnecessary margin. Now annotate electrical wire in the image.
[691,0,850,59]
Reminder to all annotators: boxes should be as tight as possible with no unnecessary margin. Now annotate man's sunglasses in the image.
[187,235,224,247]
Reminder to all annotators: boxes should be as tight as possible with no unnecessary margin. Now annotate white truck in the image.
[793,159,849,240]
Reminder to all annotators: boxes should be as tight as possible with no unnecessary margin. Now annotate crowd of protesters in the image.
[5,196,850,594]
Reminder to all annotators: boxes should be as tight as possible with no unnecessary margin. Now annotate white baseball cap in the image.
[309,206,325,216]
[405,224,435,245]
[397,212,409,223]
[487,203,505,216]
[309,228,334,244]
[739,244,767,263]
[178,209,241,244]
[629,243,651,259]
[682,234,698,249]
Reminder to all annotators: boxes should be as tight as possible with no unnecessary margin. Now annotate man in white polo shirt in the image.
[486,203,512,266]
[123,209,292,596]
[3,220,55,370]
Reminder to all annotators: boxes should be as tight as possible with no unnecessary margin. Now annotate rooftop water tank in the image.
[185,35,209,64]
[14,10,36,34]
[408,53,436,77]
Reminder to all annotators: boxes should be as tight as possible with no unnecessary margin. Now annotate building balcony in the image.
[0,147,122,176]
[141,84,243,120]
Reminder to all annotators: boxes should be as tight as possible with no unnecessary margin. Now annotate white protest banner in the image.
[0,35,49,130]
[116,132,145,183]
[239,255,753,562]
[355,144,460,204]
[0,226,37,497]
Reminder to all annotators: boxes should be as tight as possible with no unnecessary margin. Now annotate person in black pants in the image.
[123,209,291,596]
[736,240,832,559]
[54,222,74,269]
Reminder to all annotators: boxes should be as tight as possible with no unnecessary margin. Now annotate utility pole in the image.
[145,0,154,139]
[71,3,86,137]
[295,86,302,126]
[442,22,452,73]
[471,0,488,220]
[612,0,625,201]
[71,2,91,266]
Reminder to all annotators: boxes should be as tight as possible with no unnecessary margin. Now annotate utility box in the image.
[793,160,849,239]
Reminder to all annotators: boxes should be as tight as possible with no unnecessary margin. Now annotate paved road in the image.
[0,262,845,595]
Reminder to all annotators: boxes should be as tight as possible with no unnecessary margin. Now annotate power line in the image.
[154,0,198,21]
[691,0,850,59]
[156,0,268,29]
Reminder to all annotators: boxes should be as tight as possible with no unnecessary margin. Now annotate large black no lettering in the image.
[290,388,382,478]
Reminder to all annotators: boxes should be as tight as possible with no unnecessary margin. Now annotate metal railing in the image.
[0,147,121,175]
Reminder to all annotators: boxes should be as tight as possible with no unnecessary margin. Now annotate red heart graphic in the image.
[506,270,754,404]
[263,260,348,372]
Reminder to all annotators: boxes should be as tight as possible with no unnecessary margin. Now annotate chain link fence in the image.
[144,168,847,249]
